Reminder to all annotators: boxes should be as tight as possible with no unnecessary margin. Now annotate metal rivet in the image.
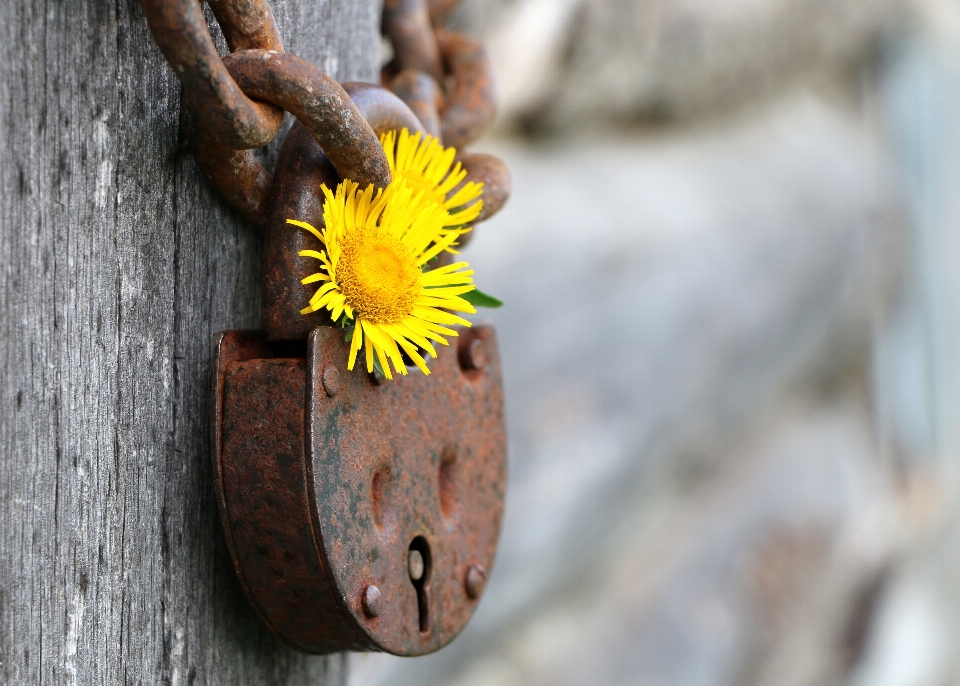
[362,584,382,618]
[464,565,486,599]
[459,338,487,372]
[408,549,425,582]
[322,365,340,397]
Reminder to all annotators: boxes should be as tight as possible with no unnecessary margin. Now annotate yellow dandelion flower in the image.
[287,179,477,380]
[380,128,484,235]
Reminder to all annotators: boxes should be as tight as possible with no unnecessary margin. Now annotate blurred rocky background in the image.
[353,1,960,684]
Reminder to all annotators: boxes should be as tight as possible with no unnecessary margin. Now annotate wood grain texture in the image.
[0,0,380,682]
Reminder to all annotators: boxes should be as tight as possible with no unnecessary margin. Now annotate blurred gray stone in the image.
[457,0,910,129]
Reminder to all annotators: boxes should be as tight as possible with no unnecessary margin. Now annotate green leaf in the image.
[462,288,503,308]
[372,354,386,378]
[343,326,354,342]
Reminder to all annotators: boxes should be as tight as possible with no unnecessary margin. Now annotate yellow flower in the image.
[288,180,477,380]
[380,128,484,237]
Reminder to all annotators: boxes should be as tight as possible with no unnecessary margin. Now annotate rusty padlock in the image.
[212,86,508,655]
[140,0,510,656]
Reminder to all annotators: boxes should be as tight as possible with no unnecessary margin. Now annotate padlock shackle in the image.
[262,84,429,341]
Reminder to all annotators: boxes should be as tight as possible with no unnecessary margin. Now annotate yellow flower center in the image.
[336,227,421,325]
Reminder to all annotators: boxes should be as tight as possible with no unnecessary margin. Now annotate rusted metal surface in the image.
[214,325,507,655]
[146,0,513,658]
[208,0,284,52]
[183,84,420,231]
[380,5,497,152]
[139,0,283,149]
[254,80,502,336]
[223,50,391,191]
[383,0,444,82]
[388,69,444,140]
[379,20,509,226]
[458,152,511,223]
[214,331,370,654]
[437,31,497,149]
[343,82,427,138]
[261,121,339,340]
[143,0,508,229]
[142,0,284,225]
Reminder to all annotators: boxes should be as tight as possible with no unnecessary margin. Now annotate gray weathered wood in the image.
[0,0,379,682]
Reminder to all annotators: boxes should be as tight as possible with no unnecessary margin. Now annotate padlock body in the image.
[214,325,506,655]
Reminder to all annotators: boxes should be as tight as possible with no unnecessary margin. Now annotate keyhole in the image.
[408,537,431,633]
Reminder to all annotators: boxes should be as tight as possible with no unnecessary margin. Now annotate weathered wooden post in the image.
[0,0,378,681]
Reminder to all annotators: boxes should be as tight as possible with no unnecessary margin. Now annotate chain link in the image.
[141,0,284,149]
[380,1,509,227]
[142,0,509,228]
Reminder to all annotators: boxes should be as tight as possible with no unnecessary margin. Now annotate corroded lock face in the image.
[213,324,506,655]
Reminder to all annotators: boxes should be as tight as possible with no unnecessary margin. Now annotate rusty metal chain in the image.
[142,0,390,227]
[381,0,509,226]
[140,0,510,229]
[141,0,511,341]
